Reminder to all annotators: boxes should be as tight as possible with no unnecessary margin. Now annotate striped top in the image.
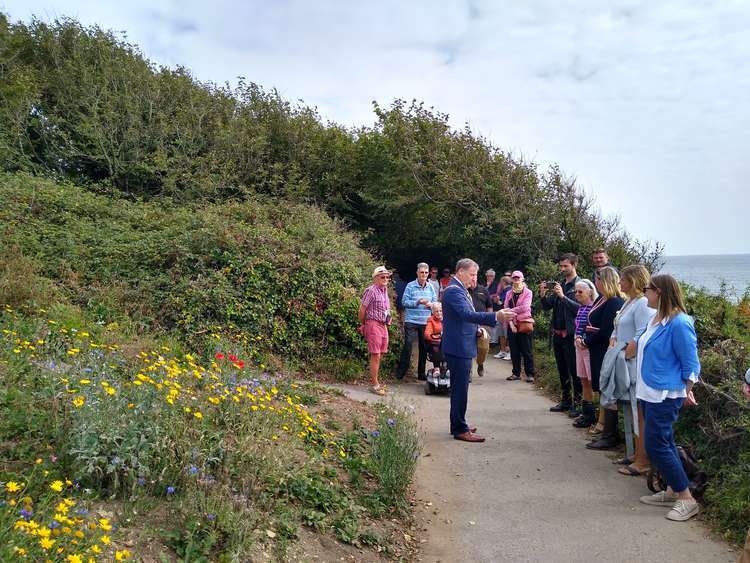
[361,284,391,322]
[574,304,593,337]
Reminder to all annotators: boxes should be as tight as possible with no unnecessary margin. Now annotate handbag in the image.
[517,319,535,334]
[509,291,534,334]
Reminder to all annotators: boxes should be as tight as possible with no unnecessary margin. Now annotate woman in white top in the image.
[637,274,701,522]
[610,265,655,477]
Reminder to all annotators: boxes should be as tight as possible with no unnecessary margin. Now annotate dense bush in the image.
[0,173,378,373]
[0,14,660,275]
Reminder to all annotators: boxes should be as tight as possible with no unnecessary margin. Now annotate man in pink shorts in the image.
[358,266,393,395]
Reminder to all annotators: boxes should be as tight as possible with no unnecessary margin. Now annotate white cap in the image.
[372,266,391,278]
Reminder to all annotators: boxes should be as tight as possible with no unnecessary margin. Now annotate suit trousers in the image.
[446,354,472,435]
[552,333,581,403]
[396,322,427,378]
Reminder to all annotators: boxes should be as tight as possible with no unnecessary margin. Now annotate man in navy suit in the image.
[442,258,517,442]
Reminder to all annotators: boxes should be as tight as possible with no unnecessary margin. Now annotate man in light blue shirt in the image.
[396,262,438,380]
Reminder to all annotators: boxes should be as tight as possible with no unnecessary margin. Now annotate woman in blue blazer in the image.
[637,274,701,522]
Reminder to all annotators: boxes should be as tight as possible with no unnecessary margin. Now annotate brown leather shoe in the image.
[469,426,477,433]
[454,432,485,443]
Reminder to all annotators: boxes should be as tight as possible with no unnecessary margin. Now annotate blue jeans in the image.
[446,354,472,435]
[643,398,689,493]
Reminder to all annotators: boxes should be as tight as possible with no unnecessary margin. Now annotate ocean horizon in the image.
[658,253,750,296]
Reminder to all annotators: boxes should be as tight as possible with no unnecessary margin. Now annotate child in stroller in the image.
[424,302,450,394]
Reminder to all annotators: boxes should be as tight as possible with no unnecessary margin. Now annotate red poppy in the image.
[214,352,225,360]
[234,360,245,369]
[228,354,238,362]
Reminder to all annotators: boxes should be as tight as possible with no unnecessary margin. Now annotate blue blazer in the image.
[442,278,497,359]
[641,313,701,391]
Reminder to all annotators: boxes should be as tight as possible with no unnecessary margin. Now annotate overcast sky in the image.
[3,1,748,256]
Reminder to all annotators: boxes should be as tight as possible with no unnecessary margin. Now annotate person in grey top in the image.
[610,265,656,476]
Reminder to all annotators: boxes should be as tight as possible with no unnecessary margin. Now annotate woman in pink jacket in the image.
[504,271,536,382]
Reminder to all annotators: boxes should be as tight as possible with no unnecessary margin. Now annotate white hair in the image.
[576,279,599,301]
[455,258,479,273]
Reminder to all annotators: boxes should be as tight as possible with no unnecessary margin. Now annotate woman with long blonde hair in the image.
[584,266,626,449]
[612,265,656,476]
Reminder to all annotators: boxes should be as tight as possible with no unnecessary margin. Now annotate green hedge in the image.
[0,173,381,374]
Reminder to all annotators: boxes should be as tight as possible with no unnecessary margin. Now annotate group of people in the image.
[359,249,705,522]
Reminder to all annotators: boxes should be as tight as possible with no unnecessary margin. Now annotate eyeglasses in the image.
[574,290,585,293]
[644,285,657,291]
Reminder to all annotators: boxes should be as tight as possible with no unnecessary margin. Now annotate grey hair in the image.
[417,262,429,271]
[486,269,496,275]
[455,258,479,273]
[430,302,442,313]
[576,278,599,301]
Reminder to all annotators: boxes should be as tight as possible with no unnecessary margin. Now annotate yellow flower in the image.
[50,480,64,492]
[100,534,111,545]
[40,537,56,549]
[115,549,131,561]
[90,544,101,554]
[104,387,116,396]
[5,481,22,493]
[98,518,112,531]
[79,379,91,385]
[67,555,83,563]
[35,458,43,464]
[14,547,27,556]
[72,396,85,408]
[193,411,203,419]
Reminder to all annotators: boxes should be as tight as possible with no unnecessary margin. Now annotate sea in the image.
[658,254,750,297]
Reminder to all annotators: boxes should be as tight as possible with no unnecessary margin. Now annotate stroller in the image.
[424,343,451,395]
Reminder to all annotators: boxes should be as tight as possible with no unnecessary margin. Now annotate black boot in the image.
[572,401,595,428]
[586,409,620,449]
[567,401,581,418]
[550,395,572,412]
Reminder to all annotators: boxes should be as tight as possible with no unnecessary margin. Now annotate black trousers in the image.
[552,333,581,403]
[397,322,427,378]
[508,331,535,377]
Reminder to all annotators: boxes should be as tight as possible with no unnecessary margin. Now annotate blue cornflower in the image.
[166,486,176,495]
[387,418,395,427]
[48,519,60,529]
[137,477,145,486]
[83,367,93,373]
[75,507,89,516]
[20,508,33,520]
[188,465,199,475]
[371,431,381,437]
[207,513,216,521]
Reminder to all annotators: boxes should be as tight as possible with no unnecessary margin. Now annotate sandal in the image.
[588,423,604,435]
[370,385,386,396]
[612,456,633,465]
[506,374,521,381]
[618,465,649,477]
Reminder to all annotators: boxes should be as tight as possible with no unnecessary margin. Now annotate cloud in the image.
[3,0,749,254]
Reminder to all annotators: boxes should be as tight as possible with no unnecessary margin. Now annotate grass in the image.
[0,304,421,561]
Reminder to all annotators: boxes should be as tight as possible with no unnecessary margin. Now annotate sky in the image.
[3,0,749,256]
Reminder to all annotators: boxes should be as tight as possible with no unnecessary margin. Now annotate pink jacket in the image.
[503,287,533,324]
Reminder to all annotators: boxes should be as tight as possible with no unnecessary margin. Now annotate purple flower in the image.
[166,486,176,495]
[207,513,216,521]
[387,418,395,427]
[137,477,145,486]
[49,519,60,529]
[371,431,381,437]
[20,508,33,520]
[188,465,199,475]
[75,508,89,516]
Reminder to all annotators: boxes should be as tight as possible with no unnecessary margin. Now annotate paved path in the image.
[333,357,738,563]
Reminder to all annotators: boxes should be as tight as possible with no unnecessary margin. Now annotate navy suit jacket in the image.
[442,278,497,359]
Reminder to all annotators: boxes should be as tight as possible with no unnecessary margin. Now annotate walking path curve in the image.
[333,357,738,563]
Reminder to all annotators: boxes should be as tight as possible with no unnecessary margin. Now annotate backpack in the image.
[647,444,708,499]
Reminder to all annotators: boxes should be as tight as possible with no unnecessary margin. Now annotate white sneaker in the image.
[666,499,699,521]
[502,354,512,361]
[493,352,505,359]
[639,490,678,506]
